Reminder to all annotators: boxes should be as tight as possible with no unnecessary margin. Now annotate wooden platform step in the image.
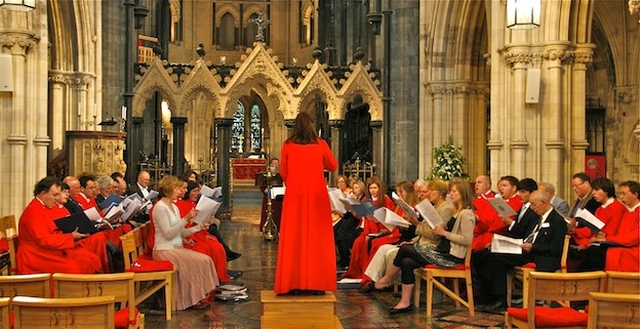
[261,290,343,329]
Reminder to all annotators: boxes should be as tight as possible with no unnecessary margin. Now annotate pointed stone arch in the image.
[295,60,339,119]
[132,58,180,117]
[215,3,240,28]
[339,62,383,121]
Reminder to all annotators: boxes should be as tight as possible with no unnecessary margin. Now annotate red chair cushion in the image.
[521,262,536,269]
[115,307,140,329]
[0,238,8,253]
[507,306,588,327]
[126,258,173,273]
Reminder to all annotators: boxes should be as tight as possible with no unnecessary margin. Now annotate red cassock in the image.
[75,194,131,249]
[341,196,395,280]
[605,206,640,272]
[572,199,627,248]
[472,195,522,251]
[274,139,338,294]
[175,199,232,282]
[17,198,102,274]
[50,204,110,273]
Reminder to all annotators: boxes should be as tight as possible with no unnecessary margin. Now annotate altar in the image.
[231,158,267,188]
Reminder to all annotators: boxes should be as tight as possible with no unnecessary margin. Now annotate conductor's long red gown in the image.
[274,139,338,294]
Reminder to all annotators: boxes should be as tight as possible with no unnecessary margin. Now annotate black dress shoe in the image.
[481,301,506,314]
[388,305,412,314]
[226,252,241,262]
[359,283,375,293]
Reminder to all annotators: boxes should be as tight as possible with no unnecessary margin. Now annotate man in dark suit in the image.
[61,176,84,214]
[566,172,602,269]
[474,178,539,304]
[125,171,154,226]
[481,190,568,313]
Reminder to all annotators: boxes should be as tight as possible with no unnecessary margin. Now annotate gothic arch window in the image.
[169,0,183,42]
[299,1,314,45]
[218,12,237,51]
[231,100,262,154]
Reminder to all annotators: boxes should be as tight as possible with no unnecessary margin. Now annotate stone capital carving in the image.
[0,31,38,55]
[572,49,593,65]
[170,116,188,125]
[214,117,234,128]
[503,50,532,66]
[328,119,344,128]
[543,48,570,62]
[48,74,71,85]
[283,119,296,129]
[427,84,446,95]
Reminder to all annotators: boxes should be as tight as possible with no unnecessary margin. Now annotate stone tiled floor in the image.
[142,205,506,328]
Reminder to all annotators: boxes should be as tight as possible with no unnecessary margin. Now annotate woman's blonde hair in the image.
[396,180,419,206]
[427,179,448,200]
[351,180,367,198]
[157,175,185,198]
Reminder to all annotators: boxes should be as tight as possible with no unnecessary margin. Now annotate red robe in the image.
[573,199,627,248]
[605,205,640,272]
[341,195,395,280]
[473,191,497,238]
[472,195,522,251]
[17,198,102,274]
[75,194,130,248]
[175,199,232,282]
[50,204,110,272]
[274,139,338,294]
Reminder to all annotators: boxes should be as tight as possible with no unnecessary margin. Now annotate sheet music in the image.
[200,185,223,199]
[193,196,222,224]
[491,234,523,254]
[487,198,518,217]
[84,207,103,221]
[575,208,605,232]
[414,199,444,229]
[270,186,286,199]
[373,207,410,231]
[328,187,347,213]
[391,192,418,218]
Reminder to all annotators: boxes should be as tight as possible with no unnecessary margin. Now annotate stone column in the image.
[328,119,344,183]
[284,119,295,135]
[170,117,188,176]
[215,118,233,208]
[504,48,531,178]
[370,120,383,179]
[130,117,144,177]
[48,74,70,157]
[429,85,446,148]
[543,47,569,193]
[570,46,594,177]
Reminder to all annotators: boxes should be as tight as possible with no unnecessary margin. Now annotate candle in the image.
[93,103,97,117]
[121,106,127,120]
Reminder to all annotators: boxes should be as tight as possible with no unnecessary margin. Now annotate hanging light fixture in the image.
[0,0,36,11]
[506,0,540,29]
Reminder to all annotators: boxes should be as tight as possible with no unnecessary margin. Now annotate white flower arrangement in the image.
[427,137,469,181]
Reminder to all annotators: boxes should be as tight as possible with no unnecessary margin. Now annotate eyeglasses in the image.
[571,181,586,189]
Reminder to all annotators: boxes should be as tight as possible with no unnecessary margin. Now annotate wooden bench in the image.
[120,222,175,320]
[12,295,116,329]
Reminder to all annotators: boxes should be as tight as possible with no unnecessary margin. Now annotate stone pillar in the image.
[284,119,295,135]
[215,118,233,208]
[370,120,383,179]
[170,117,188,176]
[130,117,144,178]
[429,85,446,148]
[328,119,344,183]
[543,47,569,193]
[504,48,531,178]
[570,46,594,179]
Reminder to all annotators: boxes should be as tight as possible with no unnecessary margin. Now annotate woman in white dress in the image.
[151,176,219,311]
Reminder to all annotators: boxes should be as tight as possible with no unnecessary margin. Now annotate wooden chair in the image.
[12,295,115,329]
[0,215,16,276]
[414,246,474,317]
[0,297,9,329]
[6,235,17,276]
[120,223,175,320]
[606,271,640,294]
[504,271,607,329]
[506,234,571,307]
[587,292,640,329]
[52,272,144,329]
[0,273,51,299]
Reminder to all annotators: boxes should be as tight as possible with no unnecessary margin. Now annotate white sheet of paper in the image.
[328,187,347,213]
[392,193,418,218]
[491,234,523,254]
[414,198,444,229]
[373,207,410,231]
[84,207,103,221]
[193,196,221,224]
[487,198,518,217]
[575,208,605,231]
[270,186,286,199]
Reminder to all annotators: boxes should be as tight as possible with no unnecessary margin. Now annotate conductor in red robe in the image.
[274,112,338,295]
[17,177,103,274]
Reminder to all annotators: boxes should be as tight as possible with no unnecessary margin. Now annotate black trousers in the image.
[393,244,429,284]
